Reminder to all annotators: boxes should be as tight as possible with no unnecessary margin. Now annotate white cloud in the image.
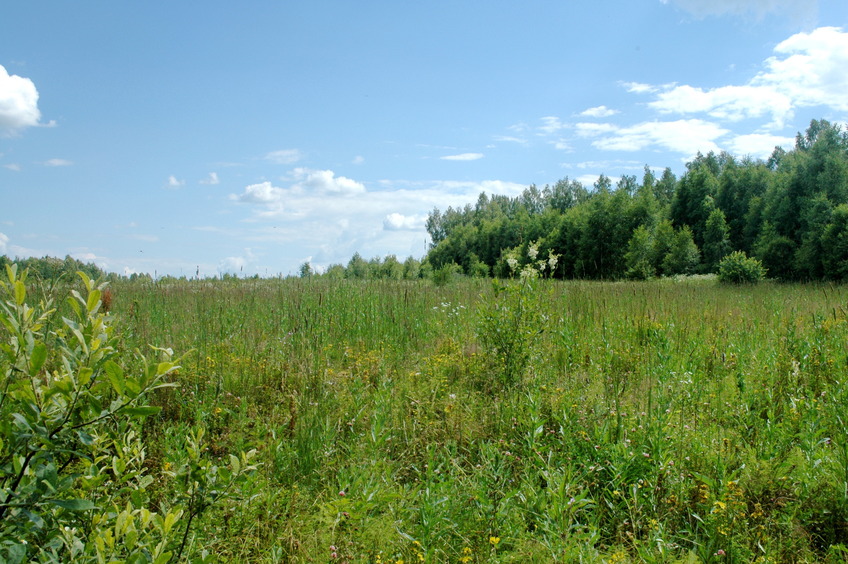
[232,169,366,219]
[383,213,425,231]
[0,65,41,134]
[575,122,619,137]
[565,160,644,171]
[552,139,572,151]
[265,149,303,164]
[218,248,257,274]
[638,27,848,130]
[3,163,21,171]
[649,84,794,127]
[0,231,8,253]
[621,81,659,94]
[352,155,365,165]
[494,135,528,144]
[235,180,285,207]
[440,152,484,161]
[291,168,365,195]
[756,27,848,113]
[538,116,567,135]
[725,132,794,158]
[44,158,72,167]
[200,172,220,185]
[588,119,729,157]
[219,255,247,273]
[166,175,185,189]
[579,105,619,118]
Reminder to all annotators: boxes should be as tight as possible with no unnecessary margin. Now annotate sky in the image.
[1,1,847,278]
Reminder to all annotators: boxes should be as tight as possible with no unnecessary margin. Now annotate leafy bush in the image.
[717,251,767,283]
[0,266,256,563]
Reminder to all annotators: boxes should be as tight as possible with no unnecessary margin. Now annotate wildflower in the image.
[339,490,346,497]
[489,536,500,546]
[528,244,539,260]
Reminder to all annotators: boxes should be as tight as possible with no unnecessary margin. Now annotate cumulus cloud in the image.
[579,105,619,118]
[440,152,484,161]
[757,27,848,113]
[200,172,220,185]
[291,168,365,195]
[383,213,425,231]
[582,119,729,157]
[725,132,795,158]
[265,149,302,164]
[649,84,794,127]
[234,181,285,215]
[0,65,42,134]
[639,27,848,130]
[232,169,366,219]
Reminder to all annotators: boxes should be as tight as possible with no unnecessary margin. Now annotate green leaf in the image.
[49,498,96,511]
[78,366,93,387]
[86,288,101,314]
[105,360,125,394]
[153,552,173,564]
[77,429,95,445]
[29,341,47,372]
[14,280,25,305]
[124,406,162,417]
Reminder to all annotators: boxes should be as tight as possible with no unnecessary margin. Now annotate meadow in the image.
[5,271,848,563]
[99,274,848,563]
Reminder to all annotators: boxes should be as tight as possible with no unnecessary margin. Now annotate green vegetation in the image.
[421,119,848,282]
[0,267,256,563]
[717,252,767,284]
[7,269,848,561]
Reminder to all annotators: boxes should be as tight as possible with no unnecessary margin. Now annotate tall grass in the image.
[108,276,848,562]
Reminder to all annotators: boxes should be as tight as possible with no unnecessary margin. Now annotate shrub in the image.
[0,266,256,562]
[717,251,767,283]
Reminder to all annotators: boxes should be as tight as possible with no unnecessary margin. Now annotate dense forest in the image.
[422,119,848,282]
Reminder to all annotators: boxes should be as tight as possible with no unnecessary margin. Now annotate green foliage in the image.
[662,225,701,275]
[477,243,556,387]
[432,262,463,286]
[0,266,255,562]
[417,119,848,282]
[717,251,766,283]
[624,225,656,280]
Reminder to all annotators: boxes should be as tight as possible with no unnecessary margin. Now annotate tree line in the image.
[0,254,106,283]
[420,119,848,281]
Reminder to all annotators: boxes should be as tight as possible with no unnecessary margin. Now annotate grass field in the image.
[94,276,848,562]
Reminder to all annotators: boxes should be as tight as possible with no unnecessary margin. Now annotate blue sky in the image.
[1,1,847,277]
